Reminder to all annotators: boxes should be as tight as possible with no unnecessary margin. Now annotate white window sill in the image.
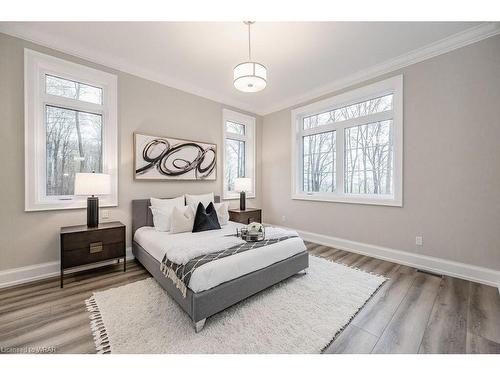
[222,193,256,201]
[292,193,402,207]
[25,199,118,212]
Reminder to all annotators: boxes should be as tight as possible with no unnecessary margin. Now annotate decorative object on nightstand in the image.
[60,221,125,288]
[234,177,252,211]
[228,207,262,225]
[74,172,111,228]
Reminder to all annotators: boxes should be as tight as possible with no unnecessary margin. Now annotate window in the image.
[303,130,336,192]
[291,75,403,206]
[222,109,256,199]
[25,49,118,211]
[45,106,103,196]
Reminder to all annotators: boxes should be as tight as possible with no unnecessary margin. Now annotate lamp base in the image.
[239,191,246,211]
[87,196,99,227]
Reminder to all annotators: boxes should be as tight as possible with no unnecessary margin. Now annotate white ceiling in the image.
[1,22,497,115]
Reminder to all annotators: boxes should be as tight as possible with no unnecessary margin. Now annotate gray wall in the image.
[0,32,262,271]
[262,35,500,270]
[1,31,499,273]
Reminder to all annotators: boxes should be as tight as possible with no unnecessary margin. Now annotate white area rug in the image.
[86,256,386,354]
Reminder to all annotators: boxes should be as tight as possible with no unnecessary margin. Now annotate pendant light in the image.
[233,21,267,93]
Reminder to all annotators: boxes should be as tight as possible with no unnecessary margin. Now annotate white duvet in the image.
[133,221,306,293]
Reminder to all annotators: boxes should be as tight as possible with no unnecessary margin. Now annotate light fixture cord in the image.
[248,22,251,61]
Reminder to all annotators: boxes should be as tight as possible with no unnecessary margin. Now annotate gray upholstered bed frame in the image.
[131,196,309,332]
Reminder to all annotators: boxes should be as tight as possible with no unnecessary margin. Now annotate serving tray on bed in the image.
[237,227,265,242]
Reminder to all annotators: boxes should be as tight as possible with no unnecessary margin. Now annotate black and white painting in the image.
[134,133,216,180]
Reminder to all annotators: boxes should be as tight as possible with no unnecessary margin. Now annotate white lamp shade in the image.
[233,62,267,93]
[74,173,111,196]
[235,177,252,192]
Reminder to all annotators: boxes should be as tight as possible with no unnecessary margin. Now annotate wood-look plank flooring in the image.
[1,243,499,354]
[0,262,149,354]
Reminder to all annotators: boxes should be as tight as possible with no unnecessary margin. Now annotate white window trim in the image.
[291,75,403,207]
[24,49,118,211]
[222,109,256,200]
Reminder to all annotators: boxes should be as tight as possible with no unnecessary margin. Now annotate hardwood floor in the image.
[0,244,498,354]
[310,241,500,354]
[0,261,149,354]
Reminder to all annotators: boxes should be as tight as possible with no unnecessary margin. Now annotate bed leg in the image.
[194,318,206,333]
[301,268,308,275]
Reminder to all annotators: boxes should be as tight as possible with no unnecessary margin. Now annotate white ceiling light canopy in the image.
[233,21,267,93]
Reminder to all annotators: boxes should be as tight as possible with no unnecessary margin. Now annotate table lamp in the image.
[234,177,251,211]
[74,172,111,227]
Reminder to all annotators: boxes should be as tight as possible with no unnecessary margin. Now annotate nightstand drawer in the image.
[228,209,262,224]
[242,212,261,224]
[62,242,125,268]
[60,221,126,287]
[61,227,125,251]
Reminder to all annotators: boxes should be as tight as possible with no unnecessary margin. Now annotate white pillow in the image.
[149,207,171,232]
[214,202,229,226]
[149,196,185,231]
[150,195,185,210]
[170,205,195,234]
[185,193,214,211]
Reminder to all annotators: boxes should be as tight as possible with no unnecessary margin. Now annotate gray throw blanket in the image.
[160,235,297,297]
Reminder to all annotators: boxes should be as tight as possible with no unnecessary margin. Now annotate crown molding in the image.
[1,22,499,117]
[259,22,500,115]
[0,24,259,115]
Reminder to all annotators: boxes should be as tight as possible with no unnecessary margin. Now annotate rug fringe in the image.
[319,273,388,353]
[309,253,389,280]
[307,253,389,353]
[85,296,111,354]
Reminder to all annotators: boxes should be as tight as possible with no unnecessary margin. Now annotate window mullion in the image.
[298,131,304,194]
[339,110,393,128]
[302,123,336,137]
[336,127,344,195]
[226,134,247,142]
[42,94,103,115]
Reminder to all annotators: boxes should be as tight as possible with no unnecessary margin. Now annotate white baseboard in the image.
[266,223,500,288]
[0,247,134,290]
[4,232,498,290]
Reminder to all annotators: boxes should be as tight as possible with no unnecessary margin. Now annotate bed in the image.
[131,196,309,332]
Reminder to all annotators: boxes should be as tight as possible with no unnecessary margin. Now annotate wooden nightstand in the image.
[60,221,126,287]
[228,208,262,225]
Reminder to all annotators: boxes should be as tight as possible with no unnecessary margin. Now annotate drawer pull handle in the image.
[89,242,103,254]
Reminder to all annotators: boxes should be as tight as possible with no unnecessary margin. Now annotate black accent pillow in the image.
[192,202,221,233]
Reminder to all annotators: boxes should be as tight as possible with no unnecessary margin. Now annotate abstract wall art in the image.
[134,133,216,180]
